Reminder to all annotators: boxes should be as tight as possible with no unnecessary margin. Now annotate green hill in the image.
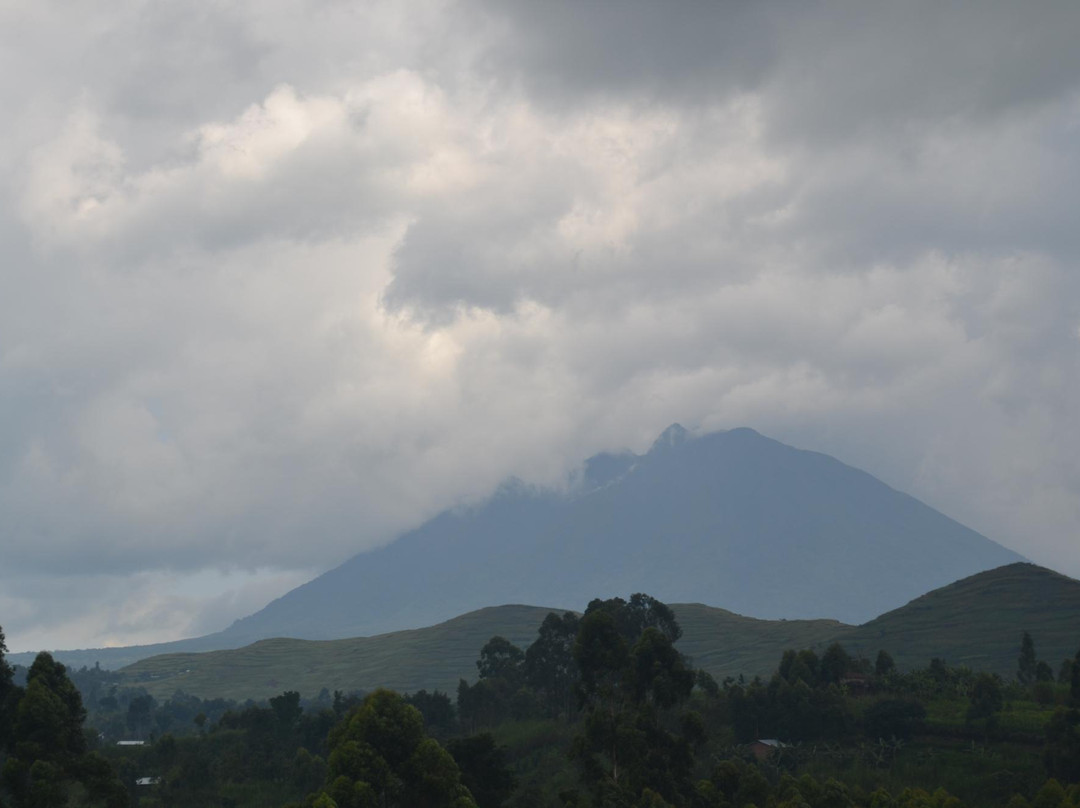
[120,605,561,702]
[119,563,1080,701]
[122,602,850,701]
[844,562,1080,674]
[665,604,851,679]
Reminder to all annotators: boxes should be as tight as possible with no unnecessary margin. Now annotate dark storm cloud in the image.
[459,0,782,103]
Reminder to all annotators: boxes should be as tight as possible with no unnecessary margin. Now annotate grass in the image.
[843,563,1080,675]
[122,605,560,702]
[119,563,1080,703]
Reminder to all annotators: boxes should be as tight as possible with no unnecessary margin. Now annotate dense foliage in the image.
[3,604,1080,808]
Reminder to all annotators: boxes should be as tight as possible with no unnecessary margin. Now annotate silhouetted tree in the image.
[820,643,853,685]
[875,649,896,677]
[863,699,926,741]
[404,690,458,738]
[1018,632,1037,685]
[968,673,1004,723]
[2,652,127,808]
[1045,708,1080,784]
[524,611,580,719]
[476,637,525,688]
[0,625,21,753]
[446,734,515,808]
[570,595,699,807]
[310,689,476,808]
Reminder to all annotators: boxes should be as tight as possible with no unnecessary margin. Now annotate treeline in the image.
[441,598,1080,807]
[5,602,1080,807]
[1,630,128,807]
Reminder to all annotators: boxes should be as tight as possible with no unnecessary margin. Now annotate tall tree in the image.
[1,652,127,808]
[476,637,524,689]
[1072,649,1080,708]
[0,625,21,753]
[524,611,580,720]
[968,673,1004,723]
[875,649,896,677]
[445,734,515,808]
[12,653,87,764]
[571,595,699,807]
[458,637,530,731]
[1018,632,1037,685]
[819,643,853,685]
[304,689,476,808]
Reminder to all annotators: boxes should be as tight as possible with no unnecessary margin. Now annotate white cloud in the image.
[1,0,1079,650]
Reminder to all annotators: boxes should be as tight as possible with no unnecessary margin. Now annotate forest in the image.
[2,594,1080,808]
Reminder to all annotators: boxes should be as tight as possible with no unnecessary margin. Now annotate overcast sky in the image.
[2,1,1079,652]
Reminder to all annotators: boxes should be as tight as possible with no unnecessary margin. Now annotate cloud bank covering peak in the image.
[2,0,1079,650]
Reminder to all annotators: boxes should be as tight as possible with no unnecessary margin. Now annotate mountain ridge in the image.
[219,425,1020,642]
[9,425,1025,669]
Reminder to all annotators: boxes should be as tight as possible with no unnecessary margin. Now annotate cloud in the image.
[1,0,1079,649]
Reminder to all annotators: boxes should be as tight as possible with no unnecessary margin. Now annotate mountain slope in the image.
[122,603,852,701]
[120,605,562,701]
[6,632,248,672]
[220,425,1022,642]
[120,563,1080,701]
[845,562,1080,673]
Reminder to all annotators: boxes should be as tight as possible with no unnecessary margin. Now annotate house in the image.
[840,673,872,693]
[748,739,786,760]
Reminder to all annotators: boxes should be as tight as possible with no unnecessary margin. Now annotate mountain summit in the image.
[218,426,1023,643]
[648,423,690,453]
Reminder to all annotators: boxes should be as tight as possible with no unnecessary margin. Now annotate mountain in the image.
[12,425,1025,670]
[217,425,1022,642]
[119,563,1080,701]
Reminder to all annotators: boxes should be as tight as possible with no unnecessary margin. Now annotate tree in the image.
[445,734,515,808]
[403,690,458,738]
[524,611,580,719]
[271,690,303,730]
[863,699,926,741]
[459,636,534,732]
[967,673,1004,723]
[0,625,22,754]
[13,653,87,763]
[476,638,524,689]
[583,594,681,646]
[819,643,852,685]
[312,689,476,808]
[875,650,896,678]
[1018,632,1037,685]
[1059,657,1075,685]
[126,693,155,737]
[779,649,818,686]
[1072,650,1080,708]
[1,652,127,808]
[1044,708,1080,783]
[570,595,699,807]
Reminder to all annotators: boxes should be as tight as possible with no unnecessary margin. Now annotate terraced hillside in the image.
[844,562,1080,673]
[120,563,1080,701]
[121,605,561,702]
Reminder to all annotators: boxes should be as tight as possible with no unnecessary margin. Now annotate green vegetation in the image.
[842,564,1080,674]
[0,643,127,807]
[6,564,1080,806]
[121,606,558,702]
[119,564,1080,703]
